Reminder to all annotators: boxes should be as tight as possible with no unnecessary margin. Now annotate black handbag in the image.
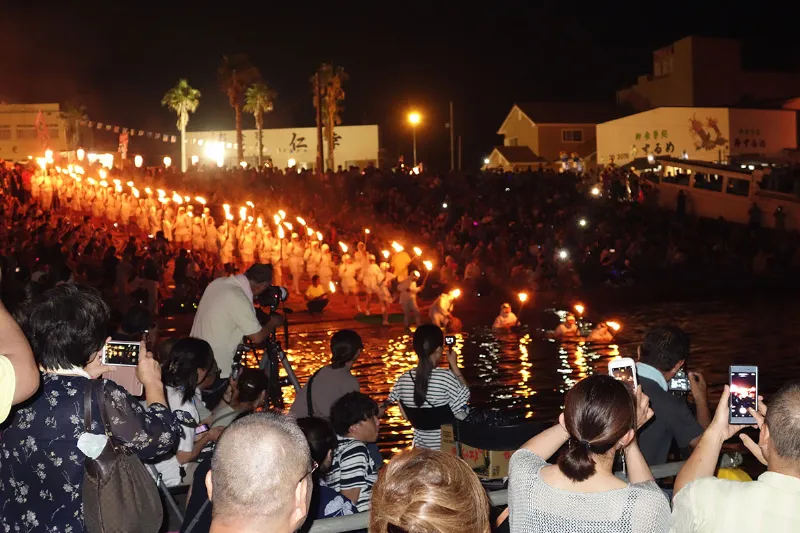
[82,379,163,533]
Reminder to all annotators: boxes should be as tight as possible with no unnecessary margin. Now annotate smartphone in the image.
[608,357,638,390]
[444,335,456,346]
[195,424,210,435]
[729,365,758,425]
[101,341,142,366]
[668,369,690,392]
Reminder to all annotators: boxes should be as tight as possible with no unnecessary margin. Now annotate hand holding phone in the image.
[729,365,758,425]
[608,357,638,391]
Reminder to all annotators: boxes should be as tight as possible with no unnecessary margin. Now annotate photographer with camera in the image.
[190,264,284,381]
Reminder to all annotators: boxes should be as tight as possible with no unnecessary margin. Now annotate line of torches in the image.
[37,152,442,297]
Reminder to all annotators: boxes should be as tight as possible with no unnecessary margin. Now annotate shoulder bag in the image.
[82,379,163,533]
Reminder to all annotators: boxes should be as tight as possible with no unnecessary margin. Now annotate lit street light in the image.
[408,111,421,166]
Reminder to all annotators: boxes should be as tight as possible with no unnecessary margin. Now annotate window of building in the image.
[726,177,750,197]
[16,126,37,140]
[562,129,583,143]
[0,127,11,140]
[507,137,518,147]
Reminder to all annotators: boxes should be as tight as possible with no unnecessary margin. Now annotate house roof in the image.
[493,146,547,164]
[516,102,623,125]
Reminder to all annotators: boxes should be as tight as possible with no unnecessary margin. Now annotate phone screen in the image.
[103,342,140,366]
[444,335,456,346]
[610,364,637,390]
[730,368,758,424]
[195,424,210,435]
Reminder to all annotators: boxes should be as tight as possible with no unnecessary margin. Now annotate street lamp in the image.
[408,111,421,166]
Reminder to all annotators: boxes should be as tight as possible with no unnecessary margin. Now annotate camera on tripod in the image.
[258,285,289,311]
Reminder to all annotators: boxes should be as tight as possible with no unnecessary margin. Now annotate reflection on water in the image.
[273,296,800,456]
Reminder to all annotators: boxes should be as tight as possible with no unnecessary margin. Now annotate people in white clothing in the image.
[492,303,519,330]
[397,272,422,329]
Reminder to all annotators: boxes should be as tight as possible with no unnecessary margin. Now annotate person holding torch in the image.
[493,302,520,330]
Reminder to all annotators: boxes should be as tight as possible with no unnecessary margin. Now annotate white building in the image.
[0,103,66,160]
[187,124,379,169]
[597,107,797,166]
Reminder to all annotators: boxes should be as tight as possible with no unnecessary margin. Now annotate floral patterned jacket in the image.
[0,373,180,533]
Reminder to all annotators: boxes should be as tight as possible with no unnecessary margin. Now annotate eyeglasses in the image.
[295,460,318,486]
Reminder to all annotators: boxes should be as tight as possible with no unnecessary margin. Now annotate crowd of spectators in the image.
[2,159,800,532]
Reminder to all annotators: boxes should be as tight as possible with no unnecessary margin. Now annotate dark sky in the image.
[3,2,800,170]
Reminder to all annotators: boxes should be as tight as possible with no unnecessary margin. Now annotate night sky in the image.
[3,2,800,170]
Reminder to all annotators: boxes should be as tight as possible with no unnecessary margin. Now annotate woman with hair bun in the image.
[370,448,490,533]
[508,374,670,533]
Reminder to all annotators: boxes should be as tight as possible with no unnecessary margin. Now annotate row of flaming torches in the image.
[41,155,441,283]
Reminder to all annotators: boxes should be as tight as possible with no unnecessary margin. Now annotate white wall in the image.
[597,107,733,165]
[187,125,379,169]
[0,104,66,160]
[728,109,797,156]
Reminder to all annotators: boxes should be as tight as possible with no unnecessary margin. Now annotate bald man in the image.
[206,413,313,533]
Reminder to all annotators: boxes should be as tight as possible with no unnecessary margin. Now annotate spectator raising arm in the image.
[674,386,748,495]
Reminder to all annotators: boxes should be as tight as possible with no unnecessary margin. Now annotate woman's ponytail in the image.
[412,324,444,407]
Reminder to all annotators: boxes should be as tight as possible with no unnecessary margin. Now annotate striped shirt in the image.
[388,368,470,450]
[324,436,378,512]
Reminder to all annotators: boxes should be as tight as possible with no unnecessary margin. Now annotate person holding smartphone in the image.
[0,284,180,533]
[387,325,469,450]
[672,380,800,531]
[635,326,711,467]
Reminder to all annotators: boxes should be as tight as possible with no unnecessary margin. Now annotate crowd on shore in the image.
[1,158,800,533]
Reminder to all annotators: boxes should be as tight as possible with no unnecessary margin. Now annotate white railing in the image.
[308,461,685,533]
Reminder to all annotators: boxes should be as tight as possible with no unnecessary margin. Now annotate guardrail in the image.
[308,460,685,533]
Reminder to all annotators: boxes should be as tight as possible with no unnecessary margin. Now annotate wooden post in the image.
[315,72,324,175]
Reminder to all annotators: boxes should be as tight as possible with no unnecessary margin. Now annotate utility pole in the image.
[315,71,324,175]
[449,101,455,172]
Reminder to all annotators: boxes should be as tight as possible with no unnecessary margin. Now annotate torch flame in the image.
[172,193,183,204]
[157,189,165,197]
[364,228,370,235]
[99,180,108,188]
[329,282,336,293]
[382,250,390,259]
[195,197,206,205]
[278,226,285,239]
[126,181,134,187]
[450,289,462,299]
[307,227,314,237]
[132,188,140,198]
[317,231,323,241]
[423,260,433,271]
[257,217,263,228]
[518,292,528,303]
[144,187,152,194]
[413,247,422,257]
[246,201,254,208]
[574,303,585,315]
[283,222,293,231]
[278,210,286,220]
[223,204,231,213]
[296,217,306,226]
[273,214,281,225]
[226,213,234,221]
[239,207,247,221]
[606,321,621,331]
[339,242,348,253]
[391,241,404,253]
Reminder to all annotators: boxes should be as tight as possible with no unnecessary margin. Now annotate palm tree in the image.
[312,64,348,171]
[60,102,88,151]
[219,54,260,163]
[243,82,277,166]
[161,79,201,172]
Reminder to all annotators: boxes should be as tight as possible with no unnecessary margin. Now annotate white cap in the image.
[291,232,299,239]
[343,253,351,261]
[380,262,390,270]
[321,243,330,251]
[369,254,376,261]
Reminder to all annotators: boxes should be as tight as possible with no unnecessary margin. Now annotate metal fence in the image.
[308,461,685,533]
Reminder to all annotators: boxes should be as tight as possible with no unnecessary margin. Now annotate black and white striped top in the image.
[389,368,470,449]
[324,436,378,512]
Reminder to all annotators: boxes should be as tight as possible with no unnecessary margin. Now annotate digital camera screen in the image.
[444,335,456,346]
[611,365,636,390]
[730,371,757,419]
[104,342,140,366]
